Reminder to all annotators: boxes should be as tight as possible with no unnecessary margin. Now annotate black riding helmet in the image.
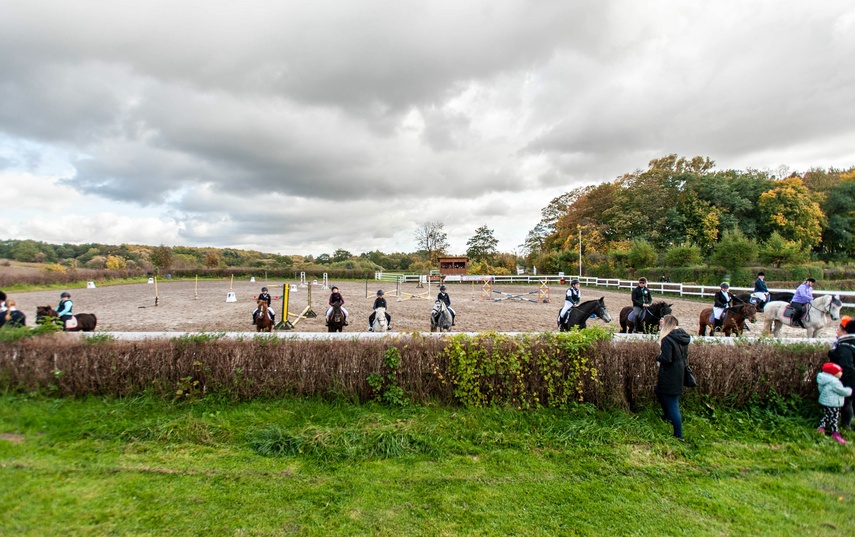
[261,286,268,292]
[331,286,339,292]
[570,279,579,285]
[377,289,384,296]
[440,285,447,291]
[60,292,71,298]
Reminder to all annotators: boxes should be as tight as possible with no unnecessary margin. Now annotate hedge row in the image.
[0,330,828,408]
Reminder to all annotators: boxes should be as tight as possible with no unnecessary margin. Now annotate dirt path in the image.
[5,278,826,338]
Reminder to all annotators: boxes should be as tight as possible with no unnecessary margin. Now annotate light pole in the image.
[578,225,582,278]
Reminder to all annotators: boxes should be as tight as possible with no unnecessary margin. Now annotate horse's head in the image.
[431,300,444,314]
[829,294,843,320]
[741,303,758,322]
[654,302,673,317]
[596,297,612,323]
[256,299,266,309]
[36,305,56,317]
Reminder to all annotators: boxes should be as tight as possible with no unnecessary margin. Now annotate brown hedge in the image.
[0,334,828,408]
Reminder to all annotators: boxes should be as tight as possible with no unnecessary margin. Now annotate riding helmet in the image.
[571,279,579,285]
[720,282,729,289]
[757,271,765,277]
[331,286,339,292]
[377,289,384,295]
[60,292,71,298]
[261,286,268,292]
[440,285,447,291]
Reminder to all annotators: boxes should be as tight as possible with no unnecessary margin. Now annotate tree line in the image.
[522,155,855,279]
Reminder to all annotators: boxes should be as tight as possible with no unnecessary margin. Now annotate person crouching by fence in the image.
[654,314,692,441]
[817,362,852,444]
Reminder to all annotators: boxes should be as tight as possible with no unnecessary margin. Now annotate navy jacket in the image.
[655,328,692,396]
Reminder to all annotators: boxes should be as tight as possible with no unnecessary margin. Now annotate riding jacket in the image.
[754,278,769,294]
[792,283,814,304]
[437,292,451,307]
[55,299,73,318]
[631,286,652,308]
[329,291,344,306]
[564,287,580,306]
[373,297,387,310]
[258,292,272,307]
[713,290,733,309]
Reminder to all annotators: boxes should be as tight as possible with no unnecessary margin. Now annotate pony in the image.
[254,299,273,332]
[698,302,758,337]
[328,300,346,333]
[734,291,793,312]
[558,298,612,332]
[762,294,843,338]
[619,302,673,334]
[372,306,388,333]
[35,306,98,332]
[430,300,453,332]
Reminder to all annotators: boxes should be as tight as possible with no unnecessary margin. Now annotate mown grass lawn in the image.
[1,394,853,536]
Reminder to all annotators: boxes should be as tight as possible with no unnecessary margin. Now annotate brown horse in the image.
[35,306,98,332]
[328,300,346,332]
[254,299,273,332]
[698,303,757,337]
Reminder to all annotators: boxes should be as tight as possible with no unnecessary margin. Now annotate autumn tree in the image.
[466,225,499,263]
[105,255,127,270]
[149,245,173,272]
[414,221,449,264]
[204,252,221,268]
[757,177,825,248]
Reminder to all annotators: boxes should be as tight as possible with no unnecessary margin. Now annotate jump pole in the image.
[154,276,159,306]
[277,282,318,330]
[194,274,198,300]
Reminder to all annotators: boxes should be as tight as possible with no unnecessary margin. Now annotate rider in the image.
[56,292,74,323]
[436,284,456,325]
[752,271,770,306]
[791,277,816,328]
[713,282,734,332]
[558,279,581,327]
[252,286,275,324]
[325,285,349,326]
[368,289,392,331]
[631,277,652,333]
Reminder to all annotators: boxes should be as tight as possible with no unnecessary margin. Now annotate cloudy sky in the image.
[1,1,854,257]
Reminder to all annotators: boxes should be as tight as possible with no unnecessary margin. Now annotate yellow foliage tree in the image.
[106,255,127,270]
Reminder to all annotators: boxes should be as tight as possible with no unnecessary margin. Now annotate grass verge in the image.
[1,394,853,536]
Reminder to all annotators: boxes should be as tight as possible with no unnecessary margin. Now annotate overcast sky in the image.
[1,1,854,257]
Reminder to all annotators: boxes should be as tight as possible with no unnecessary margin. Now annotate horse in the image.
[558,298,612,332]
[734,291,794,312]
[430,300,453,332]
[35,306,98,332]
[372,306,388,333]
[328,300,346,333]
[762,294,843,338]
[698,302,758,337]
[619,302,673,334]
[254,299,273,332]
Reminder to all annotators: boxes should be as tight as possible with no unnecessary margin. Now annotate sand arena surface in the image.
[5,278,826,338]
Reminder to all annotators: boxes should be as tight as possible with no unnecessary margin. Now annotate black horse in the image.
[558,298,612,332]
[618,302,673,334]
[734,291,793,312]
[36,305,98,332]
[327,301,346,333]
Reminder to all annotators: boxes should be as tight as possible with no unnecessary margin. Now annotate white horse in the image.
[430,300,453,332]
[372,306,388,333]
[762,294,843,338]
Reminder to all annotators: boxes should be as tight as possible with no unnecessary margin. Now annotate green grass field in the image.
[1,394,854,536]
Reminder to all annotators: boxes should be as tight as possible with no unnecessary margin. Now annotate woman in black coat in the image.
[829,316,855,429]
[654,314,692,440]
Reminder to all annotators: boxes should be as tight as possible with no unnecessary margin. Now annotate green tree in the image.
[149,245,173,272]
[11,240,41,262]
[316,253,331,265]
[820,178,855,257]
[709,230,758,273]
[627,239,657,269]
[466,225,499,263]
[757,177,825,247]
[332,249,352,263]
[664,244,701,267]
[758,232,809,267]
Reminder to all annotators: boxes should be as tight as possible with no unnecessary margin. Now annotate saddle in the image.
[64,316,78,330]
[783,305,807,327]
[628,309,646,323]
